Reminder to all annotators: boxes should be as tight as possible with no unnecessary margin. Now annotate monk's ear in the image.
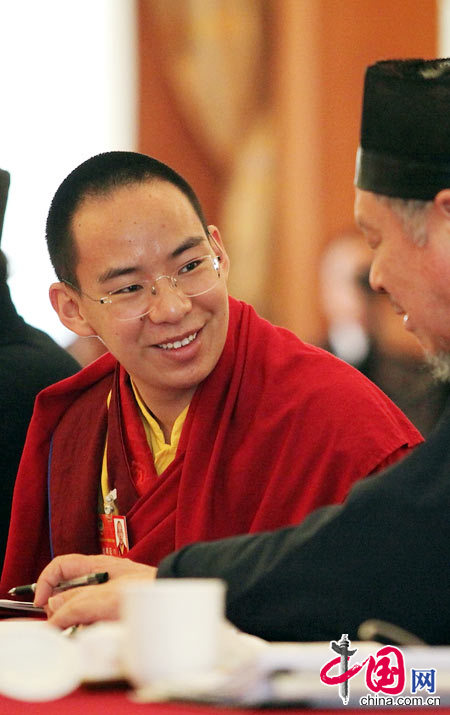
[49,282,97,337]
[434,189,450,220]
[207,225,230,281]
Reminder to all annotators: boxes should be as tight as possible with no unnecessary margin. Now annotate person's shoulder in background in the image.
[0,291,81,571]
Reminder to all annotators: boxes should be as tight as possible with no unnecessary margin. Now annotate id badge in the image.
[99,514,130,557]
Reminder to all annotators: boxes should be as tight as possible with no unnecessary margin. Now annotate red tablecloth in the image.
[0,687,449,714]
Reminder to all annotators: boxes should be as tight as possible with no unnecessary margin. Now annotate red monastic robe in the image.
[1,298,422,594]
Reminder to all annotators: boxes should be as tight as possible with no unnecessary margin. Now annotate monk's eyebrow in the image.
[97,265,138,284]
[170,235,207,258]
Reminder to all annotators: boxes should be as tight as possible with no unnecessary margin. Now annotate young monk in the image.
[1,151,420,594]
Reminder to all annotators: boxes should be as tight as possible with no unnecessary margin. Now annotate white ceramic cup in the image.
[121,578,226,687]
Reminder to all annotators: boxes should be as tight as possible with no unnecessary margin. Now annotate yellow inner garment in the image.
[100,384,188,511]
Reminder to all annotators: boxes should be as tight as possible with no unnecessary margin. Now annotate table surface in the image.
[0,686,449,714]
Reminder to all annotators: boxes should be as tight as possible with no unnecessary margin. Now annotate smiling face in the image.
[354,188,450,358]
[116,520,124,544]
[51,180,230,416]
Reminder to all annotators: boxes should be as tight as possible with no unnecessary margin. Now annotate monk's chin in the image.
[425,351,450,382]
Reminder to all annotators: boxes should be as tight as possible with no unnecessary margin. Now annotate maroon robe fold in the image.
[1,297,422,594]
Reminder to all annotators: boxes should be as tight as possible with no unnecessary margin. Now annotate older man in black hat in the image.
[34,59,450,646]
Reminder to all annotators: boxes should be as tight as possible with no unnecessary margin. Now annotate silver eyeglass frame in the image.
[62,243,222,321]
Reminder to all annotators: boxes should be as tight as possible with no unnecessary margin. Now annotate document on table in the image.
[132,640,450,708]
[0,599,45,613]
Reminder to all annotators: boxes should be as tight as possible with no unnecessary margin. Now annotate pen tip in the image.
[7,588,15,595]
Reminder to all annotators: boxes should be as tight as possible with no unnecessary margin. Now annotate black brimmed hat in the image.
[355,58,450,200]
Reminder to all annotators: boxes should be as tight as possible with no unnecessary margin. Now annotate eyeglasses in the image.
[66,253,222,321]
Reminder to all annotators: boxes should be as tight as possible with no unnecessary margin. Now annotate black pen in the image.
[8,571,109,597]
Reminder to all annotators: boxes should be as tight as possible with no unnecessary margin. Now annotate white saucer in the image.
[0,621,82,701]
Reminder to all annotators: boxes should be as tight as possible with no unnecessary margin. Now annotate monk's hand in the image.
[44,574,153,629]
[34,553,156,626]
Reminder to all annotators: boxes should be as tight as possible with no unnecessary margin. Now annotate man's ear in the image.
[207,225,230,280]
[49,282,97,337]
[434,189,450,219]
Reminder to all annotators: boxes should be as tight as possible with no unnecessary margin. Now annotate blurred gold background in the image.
[136,0,437,346]
[0,0,439,361]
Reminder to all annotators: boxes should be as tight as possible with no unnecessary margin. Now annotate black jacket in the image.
[0,282,80,566]
[158,399,450,645]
